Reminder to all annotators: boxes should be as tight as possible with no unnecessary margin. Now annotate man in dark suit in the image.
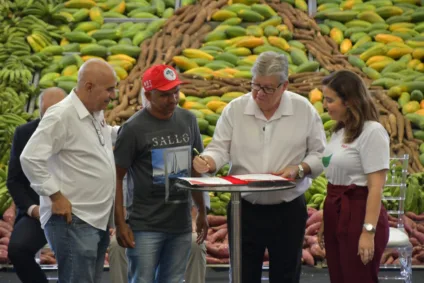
[7,87,66,283]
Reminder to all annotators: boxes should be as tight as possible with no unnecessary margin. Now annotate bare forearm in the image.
[115,181,125,226]
[191,191,206,214]
[364,186,382,227]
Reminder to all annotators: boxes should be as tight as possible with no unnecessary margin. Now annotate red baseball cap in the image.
[142,65,182,92]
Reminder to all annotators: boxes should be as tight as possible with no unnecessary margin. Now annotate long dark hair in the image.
[322,70,379,143]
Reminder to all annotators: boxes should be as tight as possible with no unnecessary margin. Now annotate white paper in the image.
[178,177,233,185]
[232,174,290,181]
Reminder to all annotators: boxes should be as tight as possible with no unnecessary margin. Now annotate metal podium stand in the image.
[175,182,296,283]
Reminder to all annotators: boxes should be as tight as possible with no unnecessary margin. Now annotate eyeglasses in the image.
[91,119,105,146]
[250,82,283,95]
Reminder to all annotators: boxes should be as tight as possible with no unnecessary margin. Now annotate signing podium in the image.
[176,174,296,283]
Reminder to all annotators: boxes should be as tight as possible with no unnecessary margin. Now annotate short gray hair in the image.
[251,51,289,83]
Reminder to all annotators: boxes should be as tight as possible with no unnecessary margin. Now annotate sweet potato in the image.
[380,251,391,264]
[305,235,318,246]
[415,250,424,261]
[206,242,229,258]
[388,221,398,228]
[412,246,423,256]
[207,228,214,236]
[402,215,416,234]
[305,222,322,236]
[411,229,424,245]
[306,210,323,227]
[2,204,16,224]
[207,215,227,227]
[0,237,9,245]
[302,249,314,266]
[410,237,420,246]
[307,207,318,218]
[221,257,230,264]
[409,212,424,222]
[0,244,7,251]
[385,255,395,265]
[209,228,227,243]
[212,223,227,231]
[0,220,13,232]
[0,227,11,238]
[417,224,424,234]
[310,243,326,259]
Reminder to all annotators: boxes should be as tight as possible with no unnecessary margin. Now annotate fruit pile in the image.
[314,0,424,143]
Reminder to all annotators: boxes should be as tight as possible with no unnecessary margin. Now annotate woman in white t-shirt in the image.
[318,70,390,283]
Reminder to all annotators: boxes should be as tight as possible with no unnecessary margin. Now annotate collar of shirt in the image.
[243,92,294,121]
[70,90,102,120]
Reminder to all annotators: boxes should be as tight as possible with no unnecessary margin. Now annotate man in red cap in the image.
[113,64,209,283]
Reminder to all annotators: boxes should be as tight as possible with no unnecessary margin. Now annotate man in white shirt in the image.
[193,51,326,283]
[20,59,119,283]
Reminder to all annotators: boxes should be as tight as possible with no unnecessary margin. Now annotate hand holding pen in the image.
[193,148,211,174]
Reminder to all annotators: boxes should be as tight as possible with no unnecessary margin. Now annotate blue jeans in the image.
[44,215,109,283]
[127,231,192,283]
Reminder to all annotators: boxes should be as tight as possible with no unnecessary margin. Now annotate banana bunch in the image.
[21,0,65,18]
[16,16,63,53]
[0,113,28,165]
[2,37,31,59]
[305,175,328,210]
[0,56,34,85]
[0,180,12,216]
[20,0,77,24]
[0,86,30,116]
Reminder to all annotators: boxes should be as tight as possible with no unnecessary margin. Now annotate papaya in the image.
[402,101,421,115]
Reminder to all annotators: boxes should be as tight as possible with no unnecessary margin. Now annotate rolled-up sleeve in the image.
[20,113,66,197]
[202,104,232,171]
[303,110,326,179]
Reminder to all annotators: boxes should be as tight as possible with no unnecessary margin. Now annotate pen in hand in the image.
[193,148,210,169]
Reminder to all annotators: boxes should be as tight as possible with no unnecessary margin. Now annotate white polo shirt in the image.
[20,91,117,231]
[203,91,326,205]
[323,121,390,186]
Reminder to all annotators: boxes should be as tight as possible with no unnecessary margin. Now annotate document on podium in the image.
[177,174,294,187]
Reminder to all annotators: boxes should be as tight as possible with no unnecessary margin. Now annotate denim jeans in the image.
[127,231,192,283]
[44,214,109,283]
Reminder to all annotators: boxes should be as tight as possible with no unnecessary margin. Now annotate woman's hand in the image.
[358,232,375,265]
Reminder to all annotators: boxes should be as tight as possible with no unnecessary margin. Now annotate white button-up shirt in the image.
[20,91,118,230]
[203,91,326,205]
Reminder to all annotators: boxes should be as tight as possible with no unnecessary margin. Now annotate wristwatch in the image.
[363,223,376,233]
[297,164,304,179]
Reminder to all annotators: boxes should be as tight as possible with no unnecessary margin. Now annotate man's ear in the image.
[85,81,93,92]
[281,80,289,93]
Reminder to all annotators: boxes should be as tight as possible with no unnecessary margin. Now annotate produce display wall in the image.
[1,0,424,268]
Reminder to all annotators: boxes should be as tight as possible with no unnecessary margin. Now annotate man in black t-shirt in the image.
[113,65,208,283]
